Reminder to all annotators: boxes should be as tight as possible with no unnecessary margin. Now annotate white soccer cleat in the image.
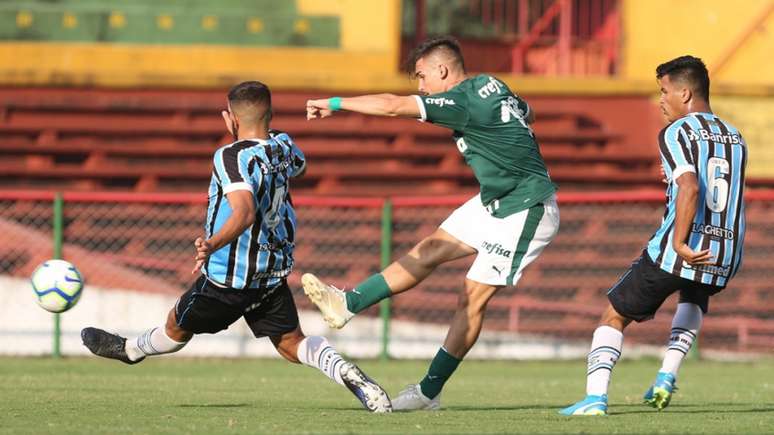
[340,362,392,413]
[392,384,441,411]
[301,273,354,329]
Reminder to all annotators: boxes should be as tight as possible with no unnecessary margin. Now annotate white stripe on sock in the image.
[125,326,187,361]
[660,303,702,376]
[296,336,345,386]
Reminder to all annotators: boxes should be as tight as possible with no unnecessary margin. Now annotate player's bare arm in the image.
[192,189,255,273]
[672,172,713,265]
[306,94,420,120]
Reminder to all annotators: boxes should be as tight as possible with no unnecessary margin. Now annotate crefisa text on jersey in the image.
[481,241,512,258]
[477,76,505,98]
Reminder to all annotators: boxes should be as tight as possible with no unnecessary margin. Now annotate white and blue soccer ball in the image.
[30,259,84,313]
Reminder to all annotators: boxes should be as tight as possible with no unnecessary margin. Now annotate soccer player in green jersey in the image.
[303,36,559,410]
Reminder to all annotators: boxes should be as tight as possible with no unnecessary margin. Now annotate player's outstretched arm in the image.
[191,190,255,273]
[672,172,713,266]
[306,94,420,119]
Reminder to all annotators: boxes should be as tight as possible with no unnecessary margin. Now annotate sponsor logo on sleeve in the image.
[424,97,456,107]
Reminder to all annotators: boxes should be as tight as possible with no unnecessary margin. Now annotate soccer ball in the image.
[30,259,84,313]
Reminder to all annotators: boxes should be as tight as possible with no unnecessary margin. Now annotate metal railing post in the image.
[52,192,64,358]
[379,199,393,361]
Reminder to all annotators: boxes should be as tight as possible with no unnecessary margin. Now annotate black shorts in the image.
[174,275,299,338]
[607,250,723,322]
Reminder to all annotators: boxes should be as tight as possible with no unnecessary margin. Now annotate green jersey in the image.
[414,74,556,218]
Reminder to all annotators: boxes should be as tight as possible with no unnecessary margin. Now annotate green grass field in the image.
[1,357,773,434]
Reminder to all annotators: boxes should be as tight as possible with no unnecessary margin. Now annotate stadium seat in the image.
[0,87,667,194]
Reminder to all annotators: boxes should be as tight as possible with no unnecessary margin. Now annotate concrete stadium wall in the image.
[1,1,339,46]
[1,275,610,360]
[0,0,401,89]
[0,0,770,175]
[713,95,774,178]
[4,275,758,361]
[622,0,773,86]
[0,0,771,91]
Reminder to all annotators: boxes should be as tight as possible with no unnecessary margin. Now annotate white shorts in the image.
[440,194,560,286]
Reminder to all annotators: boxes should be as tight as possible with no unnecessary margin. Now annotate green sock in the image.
[419,347,461,399]
[345,273,392,314]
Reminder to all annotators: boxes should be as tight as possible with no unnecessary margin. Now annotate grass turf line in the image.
[1,358,773,434]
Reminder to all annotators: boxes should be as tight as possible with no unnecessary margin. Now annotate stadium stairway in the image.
[0,87,667,195]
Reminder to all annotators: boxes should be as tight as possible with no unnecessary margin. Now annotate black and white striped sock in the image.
[586,325,623,396]
[660,303,702,377]
[296,336,345,385]
[125,327,187,361]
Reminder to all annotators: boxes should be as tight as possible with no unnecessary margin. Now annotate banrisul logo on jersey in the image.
[425,97,455,107]
[687,128,742,144]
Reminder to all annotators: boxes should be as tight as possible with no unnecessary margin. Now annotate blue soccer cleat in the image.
[643,372,677,410]
[559,394,608,416]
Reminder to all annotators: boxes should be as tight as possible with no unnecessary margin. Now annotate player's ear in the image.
[680,87,691,104]
[438,64,449,80]
[222,110,234,135]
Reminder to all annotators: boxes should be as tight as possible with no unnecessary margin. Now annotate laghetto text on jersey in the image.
[204,131,306,289]
[647,113,747,287]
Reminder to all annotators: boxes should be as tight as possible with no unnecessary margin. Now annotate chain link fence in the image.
[1,191,772,356]
[0,193,54,279]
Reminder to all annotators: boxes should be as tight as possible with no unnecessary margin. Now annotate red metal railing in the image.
[2,189,773,351]
[406,0,621,75]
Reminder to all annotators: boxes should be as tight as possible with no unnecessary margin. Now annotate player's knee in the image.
[165,309,193,342]
[410,238,446,268]
[458,282,498,313]
[165,324,192,342]
[272,329,306,362]
[412,232,462,268]
[599,304,630,331]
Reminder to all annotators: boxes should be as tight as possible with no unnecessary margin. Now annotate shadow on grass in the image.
[443,404,568,412]
[402,403,774,415]
[177,403,250,408]
[611,403,774,415]
[296,405,564,413]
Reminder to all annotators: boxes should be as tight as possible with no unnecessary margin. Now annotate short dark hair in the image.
[406,35,466,75]
[656,55,710,101]
[227,81,272,123]
[228,80,271,108]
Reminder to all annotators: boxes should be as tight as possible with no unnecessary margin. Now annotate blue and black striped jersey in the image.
[202,130,305,290]
[646,112,747,287]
